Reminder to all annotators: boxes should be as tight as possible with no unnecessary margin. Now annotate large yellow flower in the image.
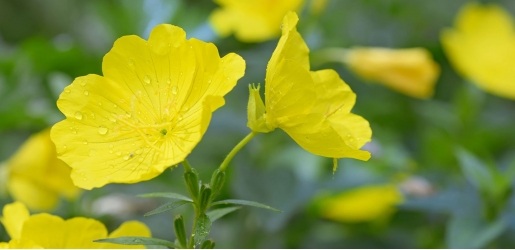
[248,12,372,161]
[441,2,515,99]
[210,0,304,42]
[315,184,403,223]
[0,201,151,248]
[51,24,245,189]
[0,129,80,211]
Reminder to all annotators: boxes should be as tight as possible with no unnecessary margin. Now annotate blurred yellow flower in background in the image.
[0,129,80,211]
[247,12,372,162]
[315,184,404,223]
[442,2,515,100]
[51,24,245,189]
[210,0,304,42]
[317,47,440,99]
[0,201,151,248]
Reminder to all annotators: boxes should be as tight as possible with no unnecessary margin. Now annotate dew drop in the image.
[74,111,83,120]
[171,85,178,95]
[128,58,135,68]
[80,79,87,86]
[143,75,151,84]
[83,90,89,96]
[83,140,88,145]
[166,78,171,85]
[135,149,143,155]
[123,154,130,160]
[98,126,108,135]
[65,89,71,94]
[116,151,122,156]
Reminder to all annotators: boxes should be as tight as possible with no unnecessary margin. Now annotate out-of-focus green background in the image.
[2,0,515,248]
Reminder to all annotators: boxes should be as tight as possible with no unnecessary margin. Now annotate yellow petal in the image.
[0,239,42,248]
[317,185,404,223]
[0,201,30,240]
[441,2,515,99]
[344,47,440,99]
[7,177,58,211]
[5,129,79,210]
[51,24,245,189]
[209,0,304,42]
[20,214,107,248]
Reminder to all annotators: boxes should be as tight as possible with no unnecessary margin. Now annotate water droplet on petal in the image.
[128,58,135,68]
[74,111,83,120]
[80,79,87,86]
[98,126,108,135]
[65,89,71,94]
[166,78,171,85]
[83,90,89,96]
[171,85,178,95]
[83,140,88,145]
[143,75,151,84]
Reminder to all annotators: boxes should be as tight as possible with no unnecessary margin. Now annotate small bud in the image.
[201,240,216,249]
[184,170,200,200]
[199,185,212,213]
[210,169,226,200]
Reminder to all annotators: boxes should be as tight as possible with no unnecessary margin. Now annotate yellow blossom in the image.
[51,24,245,189]
[0,201,151,248]
[0,129,80,211]
[316,184,404,223]
[441,2,515,99]
[210,0,304,42]
[247,12,372,162]
[318,47,440,99]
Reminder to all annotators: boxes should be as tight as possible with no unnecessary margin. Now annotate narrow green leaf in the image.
[138,192,193,202]
[193,214,212,248]
[211,199,280,212]
[94,236,176,248]
[207,206,241,222]
[144,200,191,216]
[173,215,187,248]
[456,148,493,192]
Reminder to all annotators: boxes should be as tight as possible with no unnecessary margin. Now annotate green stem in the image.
[219,132,257,172]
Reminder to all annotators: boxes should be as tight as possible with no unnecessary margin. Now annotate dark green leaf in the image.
[144,200,191,216]
[207,206,241,222]
[456,148,493,192]
[201,239,215,249]
[94,236,176,248]
[211,199,280,212]
[173,215,187,248]
[138,192,193,202]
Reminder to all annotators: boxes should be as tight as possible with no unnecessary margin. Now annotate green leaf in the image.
[207,206,241,222]
[447,215,507,248]
[173,215,187,248]
[94,236,176,248]
[144,200,191,216]
[138,192,193,202]
[455,148,493,192]
[211,199,281,212]
[201,239,215,249]
[193,214,212,248]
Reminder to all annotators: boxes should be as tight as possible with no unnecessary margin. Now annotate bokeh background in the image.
[2,0,515,248]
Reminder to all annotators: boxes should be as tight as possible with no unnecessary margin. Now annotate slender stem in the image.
[219,132,257,172]
[182,159,193,172]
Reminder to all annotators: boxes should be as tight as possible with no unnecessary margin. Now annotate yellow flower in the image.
[0,129,80,211]
[344,47,439,99]
[51,24,245,189]
[248,12,372,162]
[441,2,515,99]
[315,184,404,223]
[210,0,304,42]
[0,201,151,248]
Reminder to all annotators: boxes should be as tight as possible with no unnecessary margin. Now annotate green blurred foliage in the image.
[1,0,515,248]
